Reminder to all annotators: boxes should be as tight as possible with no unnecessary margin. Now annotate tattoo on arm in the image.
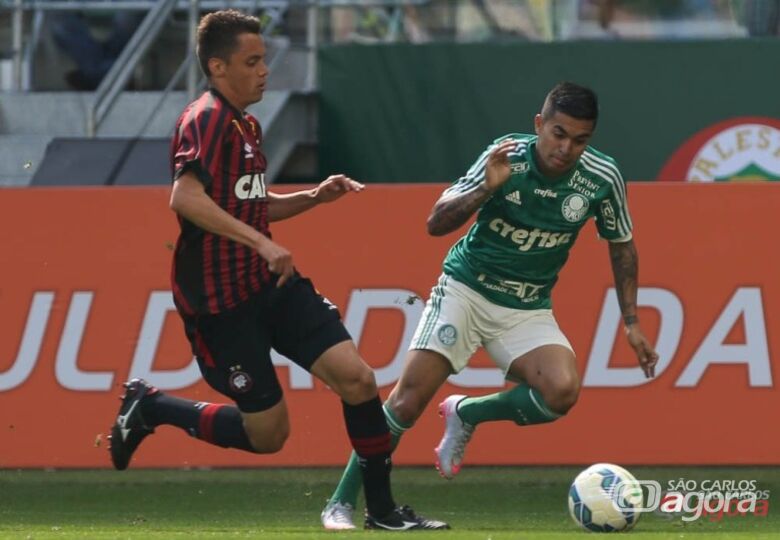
[609,240,638,324]
[427,184,494,236]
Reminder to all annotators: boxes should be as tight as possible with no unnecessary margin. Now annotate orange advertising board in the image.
[0,183,778,467]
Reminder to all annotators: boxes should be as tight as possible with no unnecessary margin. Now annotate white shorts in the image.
[410,274,574,378]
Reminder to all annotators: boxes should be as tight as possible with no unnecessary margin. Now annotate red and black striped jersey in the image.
[169,88,271,315]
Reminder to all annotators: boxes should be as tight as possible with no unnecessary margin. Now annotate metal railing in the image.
[88,0,177,135]
[1,0,430,135]
[6,0,754,134]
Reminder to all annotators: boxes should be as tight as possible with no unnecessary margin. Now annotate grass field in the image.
[0,467,778,539]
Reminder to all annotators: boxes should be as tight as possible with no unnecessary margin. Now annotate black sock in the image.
[142,393,254,452]
[342,397,395,517]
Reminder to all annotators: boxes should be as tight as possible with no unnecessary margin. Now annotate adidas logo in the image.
[505,190,522,206]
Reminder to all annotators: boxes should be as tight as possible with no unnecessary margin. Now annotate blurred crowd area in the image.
[318,0,777,42]
[3,0,779,48]
[0,0,777,91]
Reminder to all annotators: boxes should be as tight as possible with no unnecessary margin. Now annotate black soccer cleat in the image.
[365,505,450,531]
[108,378,158,470]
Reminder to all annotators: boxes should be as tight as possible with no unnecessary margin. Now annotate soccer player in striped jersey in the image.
[107,10,446,531]
[321,82,658,529]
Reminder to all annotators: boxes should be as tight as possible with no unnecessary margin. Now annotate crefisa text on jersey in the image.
[488,218,574,251]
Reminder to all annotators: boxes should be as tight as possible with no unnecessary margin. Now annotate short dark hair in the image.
[197,10,261,77]
[541,82,599,126]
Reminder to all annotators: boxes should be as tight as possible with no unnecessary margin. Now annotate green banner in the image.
[319,40,780,182]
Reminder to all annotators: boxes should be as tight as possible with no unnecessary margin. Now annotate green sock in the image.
[457,384,561,427]
[328,403,410,507]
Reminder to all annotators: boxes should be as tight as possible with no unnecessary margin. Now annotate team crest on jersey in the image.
[561,193,589,222]
[437,324,458,347]
[228,366,253,393]
[243,142,254,158]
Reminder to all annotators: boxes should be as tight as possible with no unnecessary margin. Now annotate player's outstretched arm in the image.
[608,239,659,378]
[268,174,364,222]
[171,172,294,286]
[427,139,517,236]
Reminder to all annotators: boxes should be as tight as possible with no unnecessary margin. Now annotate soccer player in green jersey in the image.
[321,82,659,530]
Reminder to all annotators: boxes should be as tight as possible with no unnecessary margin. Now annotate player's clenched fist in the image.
[256,237,294,286]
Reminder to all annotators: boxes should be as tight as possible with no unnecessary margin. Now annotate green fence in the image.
[319,39,780,182]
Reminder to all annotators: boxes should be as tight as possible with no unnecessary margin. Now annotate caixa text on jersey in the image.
[234,173,267,200]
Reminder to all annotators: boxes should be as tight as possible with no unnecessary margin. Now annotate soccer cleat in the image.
[434,394,475,479]
[321,500,356,530]
[108,378,158,470]
[365,505,450,531]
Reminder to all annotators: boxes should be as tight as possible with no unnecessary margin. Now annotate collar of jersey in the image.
[208,87,248,120]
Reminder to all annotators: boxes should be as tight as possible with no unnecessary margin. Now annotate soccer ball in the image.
[568,463,643,532]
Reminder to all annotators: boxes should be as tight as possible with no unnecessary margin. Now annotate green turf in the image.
[0,467,778,539]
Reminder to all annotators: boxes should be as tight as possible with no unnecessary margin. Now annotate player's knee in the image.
[264,427,290,453]
[245,422,289,454]
[385,391,423,426]
[336,365,378,405]
[543,375,580,415]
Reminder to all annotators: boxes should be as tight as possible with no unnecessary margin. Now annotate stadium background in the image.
[0,0,779,469]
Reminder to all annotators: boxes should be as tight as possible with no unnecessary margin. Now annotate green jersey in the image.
[442,133,633,310]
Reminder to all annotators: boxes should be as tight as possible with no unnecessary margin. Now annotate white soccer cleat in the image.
[321,500,356,531]
[434,394,475,480]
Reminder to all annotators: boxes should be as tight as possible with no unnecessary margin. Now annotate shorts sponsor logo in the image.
[437,324,457,346]
[476,273,544,302]
[228,368,253,393]
[561,193,589,222]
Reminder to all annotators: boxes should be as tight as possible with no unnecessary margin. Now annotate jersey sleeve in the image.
[441,134,524,198]
[172,111,217,187]
[594,160,633,242]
